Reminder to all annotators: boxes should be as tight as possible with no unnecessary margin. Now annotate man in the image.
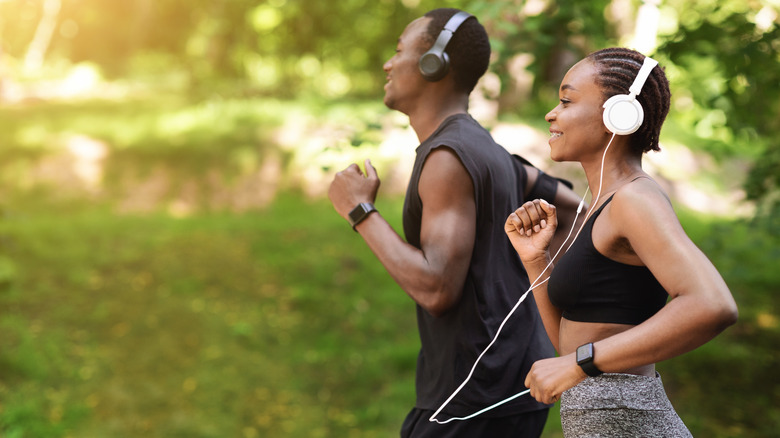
[328,8,583,437]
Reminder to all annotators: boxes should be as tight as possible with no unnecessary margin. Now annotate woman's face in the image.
[545,59,611,162]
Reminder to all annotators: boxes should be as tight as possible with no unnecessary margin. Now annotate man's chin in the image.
[383,95,395,110]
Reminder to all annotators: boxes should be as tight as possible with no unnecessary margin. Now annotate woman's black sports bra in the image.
[547,194,669,325]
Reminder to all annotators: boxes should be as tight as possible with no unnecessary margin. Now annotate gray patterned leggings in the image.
[560,373,692,437]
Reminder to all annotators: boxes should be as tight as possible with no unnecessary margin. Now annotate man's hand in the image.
[328,159,380,220]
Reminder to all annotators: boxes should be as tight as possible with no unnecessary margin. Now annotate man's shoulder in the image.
[428,115,501,151]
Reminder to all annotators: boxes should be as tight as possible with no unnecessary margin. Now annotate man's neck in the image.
[409,106,468,144]
[399,81,470,143]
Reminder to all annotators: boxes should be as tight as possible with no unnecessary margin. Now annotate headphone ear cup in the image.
[602,94,644,135]
[419,51,449,82]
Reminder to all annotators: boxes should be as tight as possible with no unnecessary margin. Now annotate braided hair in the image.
[587,48,671,153]
[422,8,490,94]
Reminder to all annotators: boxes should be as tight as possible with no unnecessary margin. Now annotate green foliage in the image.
[244,0,472,97]
[700,212,780,298]
[658,0,780,207]
[0,96,396,212]
[2,0,777,204]
[0,0,472,97]
[469,0,612,111]
[658,208,780,438]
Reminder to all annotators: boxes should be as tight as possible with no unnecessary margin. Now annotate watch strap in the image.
[579,358,603,377]
[576,342,603,377]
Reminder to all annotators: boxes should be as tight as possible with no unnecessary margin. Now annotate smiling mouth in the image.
[550,132,562,138]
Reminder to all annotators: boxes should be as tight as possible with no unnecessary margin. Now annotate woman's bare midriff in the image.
[559,318,656,377]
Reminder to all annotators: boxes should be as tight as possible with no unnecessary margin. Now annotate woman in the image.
[504,47,738,436]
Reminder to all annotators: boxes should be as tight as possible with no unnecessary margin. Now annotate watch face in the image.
[349,203,368,222]
[576,343,593,363]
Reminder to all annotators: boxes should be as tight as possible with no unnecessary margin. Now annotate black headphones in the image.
[418,11,473,82]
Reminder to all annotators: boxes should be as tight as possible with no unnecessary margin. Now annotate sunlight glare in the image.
[59,19,79,39]
[250,5,282,32]
[296,55,321,77]
[246,55,280,89]
[629,0,661,54]
[58,63,101,98]
[322,68,351,97]
[757,312,778,329]
[65,134,108,189]
[754,6,778,31]
[523,0,547,16]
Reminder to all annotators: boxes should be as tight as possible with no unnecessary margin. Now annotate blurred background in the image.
[0,0,778,436]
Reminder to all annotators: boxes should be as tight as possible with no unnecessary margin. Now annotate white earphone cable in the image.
[429,133,616,424]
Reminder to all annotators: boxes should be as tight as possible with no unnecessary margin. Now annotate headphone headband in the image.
[628,56,658,98]
[430,11,471,53]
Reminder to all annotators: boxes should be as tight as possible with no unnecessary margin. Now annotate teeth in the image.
[550,132,562,138]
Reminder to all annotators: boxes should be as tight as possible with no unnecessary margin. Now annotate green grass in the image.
[0,194,419,437]
[0,193,777,437]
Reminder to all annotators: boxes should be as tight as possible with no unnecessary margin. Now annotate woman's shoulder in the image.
[613,175,670,208]
[609,176,680,233]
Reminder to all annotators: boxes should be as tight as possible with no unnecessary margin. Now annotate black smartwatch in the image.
[576,342,603,377]
[348,202,377,231]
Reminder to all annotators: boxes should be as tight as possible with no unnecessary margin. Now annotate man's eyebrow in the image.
[561,84,577,92]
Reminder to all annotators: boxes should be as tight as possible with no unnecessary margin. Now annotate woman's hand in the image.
[505,199,558,265]
[524,354,587,404]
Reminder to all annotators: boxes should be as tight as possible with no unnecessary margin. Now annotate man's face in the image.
[382,17,431,113]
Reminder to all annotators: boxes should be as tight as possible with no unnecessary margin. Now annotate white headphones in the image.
[602,56,658,135]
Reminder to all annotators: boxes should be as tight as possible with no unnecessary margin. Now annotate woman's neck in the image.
[582,142,644,208]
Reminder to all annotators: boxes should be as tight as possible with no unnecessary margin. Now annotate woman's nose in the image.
[545,108,556,123]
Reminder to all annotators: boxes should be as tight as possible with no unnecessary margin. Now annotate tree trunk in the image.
[631,0,661,54]
[23,0,62,73]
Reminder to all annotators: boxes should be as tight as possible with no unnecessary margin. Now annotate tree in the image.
[658,1,780,212]
[23,0,61,73]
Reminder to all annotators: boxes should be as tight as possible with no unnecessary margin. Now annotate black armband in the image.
[527,169,560,203]
[511,154,573,203]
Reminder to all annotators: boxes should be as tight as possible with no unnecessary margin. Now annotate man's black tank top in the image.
[403,114,552,418]
[548,194,668,325]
